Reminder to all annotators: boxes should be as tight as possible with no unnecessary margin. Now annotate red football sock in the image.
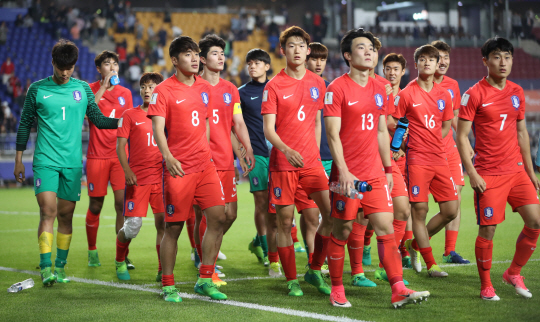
[291,225,299,243]
[311,233,330,271]
[401,230,413,256]
[85,209,100,251]
[156,245,162,271]
[508,226,540,275]
[199,264,214,279]
[115,237,130,262]
[393,219,407,248]
[268,251,279,263]
[328,234,347,286]
[308,252,313,265]
[377,234,404,287]
[347,222,366,275]
[444,230,459,256]
[162,274,174,287]
[186,215,196,249]
[475,236,493,289]
[419,247,436,270]
[364,229,375,246]
[277,245,297,281]
[411,238,419,251]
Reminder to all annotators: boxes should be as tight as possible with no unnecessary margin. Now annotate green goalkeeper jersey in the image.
[16,77,118,168]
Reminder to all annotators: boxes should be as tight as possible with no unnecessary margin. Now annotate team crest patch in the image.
[412,185,420,196]
[484,207,494,219]
[223,93,232,105]
[118,96,126,106]
[73,90,82,102]
[437,99,445,111]
[166,204,175,216]
[89,183,94,191]
[375,94,384,108]
[336,200,345,212]
[127,201,135,211]
[252,177,259,186]
[447,89,454,99]
[324,92,333,104]
[274,187,282,199]
[511,95,520,109]
[36,178,41,188]
[310,87,319,100]
[201,92,209,106]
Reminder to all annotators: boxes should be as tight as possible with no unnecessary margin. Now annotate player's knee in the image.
[39,205,56,221]
[123,217,143,239]
[89,200,103,214]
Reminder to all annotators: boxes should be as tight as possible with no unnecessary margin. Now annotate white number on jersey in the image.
[192,111,199,126]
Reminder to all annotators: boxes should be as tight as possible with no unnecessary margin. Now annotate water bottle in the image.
[390,116,409,152]
[7,278,34,293]
[110,74,120,86]
[329,180,372,199]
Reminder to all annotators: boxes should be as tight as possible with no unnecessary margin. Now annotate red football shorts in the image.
[123,183,164,217]
[396,156,406,180]
[268,166,328,206]
[475,171,539,226]
[330,176,393,220]
[447,152,465,186]
[391,159,408,198]
[406,164,458,203]
[218,170,237,203]
[163,164,225,222]
[267,184,318,214]
[86,158,125,196]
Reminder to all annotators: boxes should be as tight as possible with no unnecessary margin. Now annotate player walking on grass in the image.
[393,45,458,278]
[114,72,165,282]
[148,36,227,302]
[456,37,540,301]
[324,28,429,308]
[14,39,119,286]
[262,26,332,296]
[86,50,133,268]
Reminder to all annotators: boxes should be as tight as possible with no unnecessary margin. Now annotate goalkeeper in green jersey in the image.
[14,39,119,286]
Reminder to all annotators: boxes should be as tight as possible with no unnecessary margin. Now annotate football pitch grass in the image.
[1,178,539,321]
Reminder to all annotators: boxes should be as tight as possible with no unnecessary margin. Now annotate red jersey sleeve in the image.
[453,86,461,111]
[518,88,526,120]
[458,90,479,122]
[261,83,277,115]
[117,110,132,138]
[442,91,454,121]
[323,83,344,117]
[147,87,168,118]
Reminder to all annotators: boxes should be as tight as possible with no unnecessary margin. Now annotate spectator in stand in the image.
[1,57,15,86]
[2,102,17,133]
[413,21,420,39]
[10,75,22,100]
[172,25,182,38]
[15,14,24,27]
[247,14,255,35]
[128,62,141,89]
[30,0,42,21]
[526,9,535,39]
[158,27,167,46]
[160,67,169,79]
[303,12,313,35]
[147,22,155,39]
[116,10,126,33]
[116,40,128,73]
[0,22,7,46]
[154,44,165,66]
[23,14,34,28]
[126,10,136,33]
[268,31,279,54]
[512,12,523,38]
[135,19,144,40]
[106,3,116,30]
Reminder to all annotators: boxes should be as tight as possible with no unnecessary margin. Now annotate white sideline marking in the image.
[0,210,155,222]
[0,266,369,322]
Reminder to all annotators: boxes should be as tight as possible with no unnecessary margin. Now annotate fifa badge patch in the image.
[89,183,94,191]
[253,177,259,186]
[118,96,126,106]
[484,207,494,219]
[223,93,232,105]
[36,178,41,188]
[118,118,123,127]
[150,93,158,104]
[412,185,420,196]
[262,90,268,102]
[447,89,454,99]
[461,93,470,106]
[437,99,445,111]
[167,204,175,216]
[274,187,282,199]
[310,87,320,100]
[336,200,345,212]
[201,92,209,106]
[375,93,384,108]
[127,201,135,211]
[324,92,333,104]
[73,90,82,102]
[511,95,520,109]
[394,96,400,106]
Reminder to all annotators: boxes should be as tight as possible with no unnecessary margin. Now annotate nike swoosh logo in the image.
[232,193,237,197]
[251,96,259,100]
[283,94,293,99]
[100,98,105,100]
[482,103,494,107]
[221,197,225,200]
[388,203,393,206]
[176,99,185,104]
[136,122,145,125]
[413,103,422,107]
[43,95,53,99]
[348,101,358,106]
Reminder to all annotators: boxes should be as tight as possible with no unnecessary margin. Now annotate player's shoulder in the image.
[265,70,283,87]
[375,73,391,86]
[116,84,133,95]
[88,80,100,90]
[370,76,387,93]
[28,77,49,92]
[306,70,325,85]
[121,106,138,117]
[443,76,459,87]
[506,79,524,94]
[194,76,212,91]
[238,82,248,93]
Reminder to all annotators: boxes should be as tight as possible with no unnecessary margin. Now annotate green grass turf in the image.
[1,177,539,321]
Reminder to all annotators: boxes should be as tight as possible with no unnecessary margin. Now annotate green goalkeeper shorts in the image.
[321,160,333,177]
[33,166,82,201]
[248,155,269,193]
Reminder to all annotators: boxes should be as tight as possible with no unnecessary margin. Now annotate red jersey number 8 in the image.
[192,111,199,126]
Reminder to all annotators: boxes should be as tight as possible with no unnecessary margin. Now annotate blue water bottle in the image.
[390,116,409,152]
[110,74,120,86]
[354,180,372,192]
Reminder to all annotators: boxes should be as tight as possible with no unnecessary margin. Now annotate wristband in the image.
[384,166,392,174]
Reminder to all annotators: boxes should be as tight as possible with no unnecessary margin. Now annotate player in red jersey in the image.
[148,36,227,302]
[262,26,332,296]
[431,40,473,265]
[324,28,429,308]
[393,45,458,278]
[85,50,133,268]
[194,34,255,285]
[114,72,165,282]
[457,37,540,301]
[383,53,414,269]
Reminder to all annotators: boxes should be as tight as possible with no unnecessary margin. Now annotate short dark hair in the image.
[52,39,78,69]
[245,48,271,65]
[340,28,376,67]
[373,37,382,51]
[169,36,200,59]
[94,50,119,68]
[430,40,451,53]
[383,53,407,70]
[139,72,164,86]
[307,43,328,60]
[414,44,440,63]
[279,26,311,49]
[481,36,513,58]
[199,34,226,59]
